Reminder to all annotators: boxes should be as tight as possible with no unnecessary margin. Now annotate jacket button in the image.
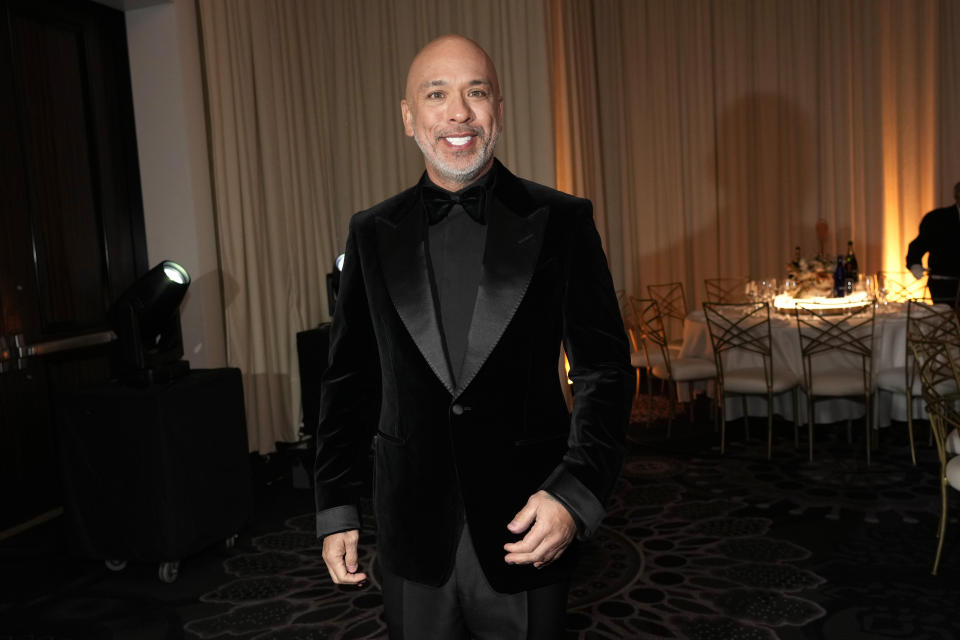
[451,404,464,416]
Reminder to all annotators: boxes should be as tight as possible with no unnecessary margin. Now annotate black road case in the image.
[57,368,252,582]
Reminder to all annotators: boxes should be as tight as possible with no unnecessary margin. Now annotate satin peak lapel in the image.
[455,196,549,395]
[376,206,454,394]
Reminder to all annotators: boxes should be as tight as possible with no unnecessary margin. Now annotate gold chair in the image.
[619,293,649,412]
[633,296,715,436]
[647,282,688,355]
[704,277,750,304]
[794,302,875,464]
[703,302,799,458]
[910,319,960,575]
[909,301,960,447]
[875,300,955,465]
[877,270,929,303]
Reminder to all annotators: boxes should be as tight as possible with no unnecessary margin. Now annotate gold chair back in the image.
[878,270,929,303]
[704,277,750,304]
[648,282,688,344]
[794,302,874,372]
[702,301,773,382]
[630,296,669,375]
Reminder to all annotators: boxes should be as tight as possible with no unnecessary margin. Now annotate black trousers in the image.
[379,525,569,639]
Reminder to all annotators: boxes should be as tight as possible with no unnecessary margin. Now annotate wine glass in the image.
[759,278,777,301]
[861,273,875,296]
[783,278,798,298]
[861,274,877,306]
[875,272,889,305]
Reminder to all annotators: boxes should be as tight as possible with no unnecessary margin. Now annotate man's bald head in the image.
[401,35,504,190]
[404,35,501,105]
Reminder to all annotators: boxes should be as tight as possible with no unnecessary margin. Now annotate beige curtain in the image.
[554,0,959,310]
[196,0,553,453]
[937,0,960,199]
[546,0,608,244]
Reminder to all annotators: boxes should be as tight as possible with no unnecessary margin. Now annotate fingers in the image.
[344,535,359,573]
[503,520,547,555]
[505,533,562,567]
[507,498,537,535]
[503,494,576,567]
[504,518,573,567]
[321,530,368,586]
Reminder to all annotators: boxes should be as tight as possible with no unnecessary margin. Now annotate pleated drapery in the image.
[555,0,958,309]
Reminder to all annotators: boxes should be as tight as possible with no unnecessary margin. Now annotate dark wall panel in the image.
[0,0,148,532]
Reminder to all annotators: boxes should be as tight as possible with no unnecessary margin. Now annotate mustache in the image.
[437,126,483,139]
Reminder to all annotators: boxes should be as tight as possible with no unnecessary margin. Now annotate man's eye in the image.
[427,91,444,99]
[469,90,488,98]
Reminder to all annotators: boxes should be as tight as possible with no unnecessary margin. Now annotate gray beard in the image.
[414,129,500,187]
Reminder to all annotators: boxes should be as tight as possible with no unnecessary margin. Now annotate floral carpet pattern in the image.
[183,448,835,639]
[176,415,960,640]
[6,406,960,639]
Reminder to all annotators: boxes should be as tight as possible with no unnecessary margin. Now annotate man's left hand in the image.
[503,490,576,568]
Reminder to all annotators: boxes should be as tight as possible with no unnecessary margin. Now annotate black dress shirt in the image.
[424,169,496,383]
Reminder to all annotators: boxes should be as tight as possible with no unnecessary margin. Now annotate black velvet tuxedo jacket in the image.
[314,161,632,594]
[906,204,960,302]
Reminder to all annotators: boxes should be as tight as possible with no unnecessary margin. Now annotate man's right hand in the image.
[321,529,367,586]
[910,264,925,280]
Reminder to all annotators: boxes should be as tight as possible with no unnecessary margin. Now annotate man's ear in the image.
[401,100,414,137]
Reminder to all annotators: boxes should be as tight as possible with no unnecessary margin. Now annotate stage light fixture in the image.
[326,252,345,316]
[110,260,191,384]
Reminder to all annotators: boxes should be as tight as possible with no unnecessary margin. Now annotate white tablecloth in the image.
[677,303,927,427]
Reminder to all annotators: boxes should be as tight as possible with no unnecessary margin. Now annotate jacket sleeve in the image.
[906,211,933,268]
[314,216,381,537]
[540,201,633,538]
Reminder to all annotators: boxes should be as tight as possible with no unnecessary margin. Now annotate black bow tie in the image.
[422,184,486,225]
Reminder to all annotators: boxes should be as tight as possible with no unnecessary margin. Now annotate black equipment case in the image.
[56,368,252,581]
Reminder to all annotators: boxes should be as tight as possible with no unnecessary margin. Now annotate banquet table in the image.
[677,302,929,427]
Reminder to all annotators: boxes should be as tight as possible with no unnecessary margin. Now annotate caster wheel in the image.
[225,534,239,549]
[105,559,127,572]
[158,561,180,583]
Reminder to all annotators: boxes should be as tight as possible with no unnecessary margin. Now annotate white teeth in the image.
[445,136,471,146]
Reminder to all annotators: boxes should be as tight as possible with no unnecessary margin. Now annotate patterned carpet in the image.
[4,396,960,639]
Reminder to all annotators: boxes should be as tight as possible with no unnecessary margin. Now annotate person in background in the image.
[313,34,632,639]
[907,181,960,305]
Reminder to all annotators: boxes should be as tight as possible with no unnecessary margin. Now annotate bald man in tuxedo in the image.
[314,34,631,639]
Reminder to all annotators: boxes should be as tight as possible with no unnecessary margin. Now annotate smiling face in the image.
[401,35,503,191]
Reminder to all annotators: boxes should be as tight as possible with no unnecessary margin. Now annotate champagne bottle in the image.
[834,255,845,297]
[843,241,858,295]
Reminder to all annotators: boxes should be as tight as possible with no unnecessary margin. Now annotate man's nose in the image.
[447,93,473,122]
